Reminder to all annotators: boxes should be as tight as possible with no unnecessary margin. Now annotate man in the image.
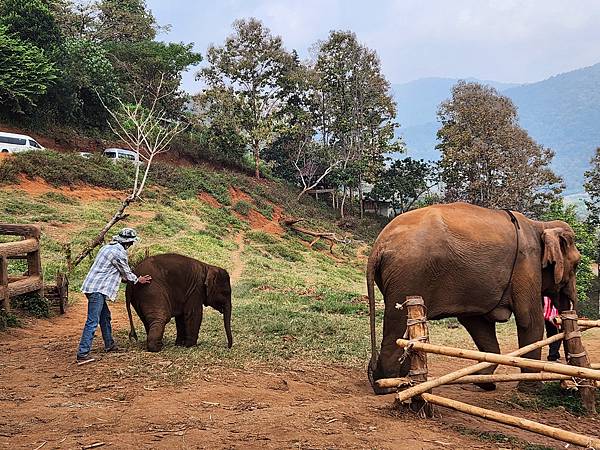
[76,227,152,365]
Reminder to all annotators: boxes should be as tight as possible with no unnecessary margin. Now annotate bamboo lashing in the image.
[420,393,600,448]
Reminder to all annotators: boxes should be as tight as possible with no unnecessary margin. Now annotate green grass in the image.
[509,381,600,416]
[456,425,553,449]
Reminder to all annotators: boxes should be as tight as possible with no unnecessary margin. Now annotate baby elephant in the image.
[126,253,233,352]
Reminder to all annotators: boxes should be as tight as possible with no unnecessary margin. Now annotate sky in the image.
[146,0,600,94]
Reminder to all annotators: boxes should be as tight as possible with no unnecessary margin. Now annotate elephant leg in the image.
[175,316,186,346]
[146,320,167,352]
[183,306,203,348]
[457,315,500,391]
[513,295,545,392]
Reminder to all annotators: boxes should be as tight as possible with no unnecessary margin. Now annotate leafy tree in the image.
[542,200,599,318]
[192,86,248,163]
[437,81,563,216]
[370,158,436,216]
[50,37,120,126]
[314,31,400,217]
[0,24,56,112]
[584,147,600,228]
[92,0,157,43]
[0,0,62,51]
[107,40,201,118]
[200,18,295,178]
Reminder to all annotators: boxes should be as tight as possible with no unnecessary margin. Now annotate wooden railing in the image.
[0,224,43,311]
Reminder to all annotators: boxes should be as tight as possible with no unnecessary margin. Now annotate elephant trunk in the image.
[224,302,233,348]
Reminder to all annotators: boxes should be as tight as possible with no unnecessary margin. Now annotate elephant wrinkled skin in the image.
[367,202,581,394]
[126,253,233,352]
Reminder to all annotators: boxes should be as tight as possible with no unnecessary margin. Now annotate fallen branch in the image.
[280,218,351,250]
[82,443,106,450]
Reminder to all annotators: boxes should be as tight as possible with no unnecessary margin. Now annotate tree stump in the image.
[561,310,596,415]
[404,296,434,417]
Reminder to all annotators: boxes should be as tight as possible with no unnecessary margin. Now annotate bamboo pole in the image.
[421,393,600,448]
[378,371,600,389]
[1,254,8,311]
[395,332,564,403]
[396,339,600,380]
[561,310,596,414]
[556,317,600,329]
[405,296,433,417]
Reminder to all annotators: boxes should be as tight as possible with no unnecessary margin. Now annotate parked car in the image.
[102,148,141,165]
[0,131,44,153]
[79,151,93,159]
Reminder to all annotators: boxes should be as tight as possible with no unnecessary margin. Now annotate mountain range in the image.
[392,63,600,194]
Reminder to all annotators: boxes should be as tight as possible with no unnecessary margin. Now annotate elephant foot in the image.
[517,380,543,393]
[175,340,184,347]
[474,382,496,391]
[146,341,163,352]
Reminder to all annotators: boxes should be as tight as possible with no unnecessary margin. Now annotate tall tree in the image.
[0,0,62,52]
[199,18,295,178]
[0,24,56,112]
[314,31,400,217]
[370,158,436,216]
[584,147,600,227]
[437,81,562,216]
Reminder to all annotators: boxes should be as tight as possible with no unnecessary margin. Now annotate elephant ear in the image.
[204,266,219,305]
[542,228,565,285]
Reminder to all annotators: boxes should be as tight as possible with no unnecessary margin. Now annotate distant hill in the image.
[393,64,600,194]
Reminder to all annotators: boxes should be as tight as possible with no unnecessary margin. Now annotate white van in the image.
[0,132,44,153]
[103,148,141,165]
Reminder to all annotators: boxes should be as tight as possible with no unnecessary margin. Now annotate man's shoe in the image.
[76,354,96,365]
[105,343,124,353]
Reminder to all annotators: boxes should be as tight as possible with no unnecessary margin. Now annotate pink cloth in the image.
[543,296,558,322]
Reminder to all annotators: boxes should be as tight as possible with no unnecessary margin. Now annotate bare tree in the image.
[71,75,186,269]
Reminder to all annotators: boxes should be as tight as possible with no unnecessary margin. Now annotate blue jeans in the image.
[77,292,114,357]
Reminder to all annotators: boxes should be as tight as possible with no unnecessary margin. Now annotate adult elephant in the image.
[126,253,233,352]
[367,202,581,394]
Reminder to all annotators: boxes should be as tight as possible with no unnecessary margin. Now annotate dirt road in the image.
[1,302,599,449]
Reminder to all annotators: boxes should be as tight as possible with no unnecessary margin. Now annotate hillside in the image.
[393,64,600,193]
[2,152,600,448]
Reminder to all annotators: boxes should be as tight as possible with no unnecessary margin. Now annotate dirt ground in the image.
[1,304,600,450]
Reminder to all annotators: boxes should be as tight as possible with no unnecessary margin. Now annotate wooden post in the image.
[561,310,597,415]
[396,332,569,404]
[403,296,434,417]
[1,254,8,311]
[421,393,600,448]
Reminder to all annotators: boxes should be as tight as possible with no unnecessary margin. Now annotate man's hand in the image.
[138,275,152,284]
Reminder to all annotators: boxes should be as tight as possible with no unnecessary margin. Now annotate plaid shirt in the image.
[81,242,138,300]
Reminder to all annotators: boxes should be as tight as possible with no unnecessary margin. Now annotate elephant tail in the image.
[125,283,138,342]
[367,245,381,372]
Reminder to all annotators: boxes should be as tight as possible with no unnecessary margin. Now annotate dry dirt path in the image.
[1,303,600,449]
[229,232,246,285]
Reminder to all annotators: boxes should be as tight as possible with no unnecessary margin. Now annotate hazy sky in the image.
[146,0,600,93]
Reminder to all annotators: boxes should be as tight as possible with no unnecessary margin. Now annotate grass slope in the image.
[0,151,515,378]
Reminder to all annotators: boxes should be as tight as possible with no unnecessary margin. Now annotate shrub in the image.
[12,293,51,318]
[40,191,79,205]
[247,231,278,245]
[233,200,253,216]
[0,309,20,330]
[0,151,133,189]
